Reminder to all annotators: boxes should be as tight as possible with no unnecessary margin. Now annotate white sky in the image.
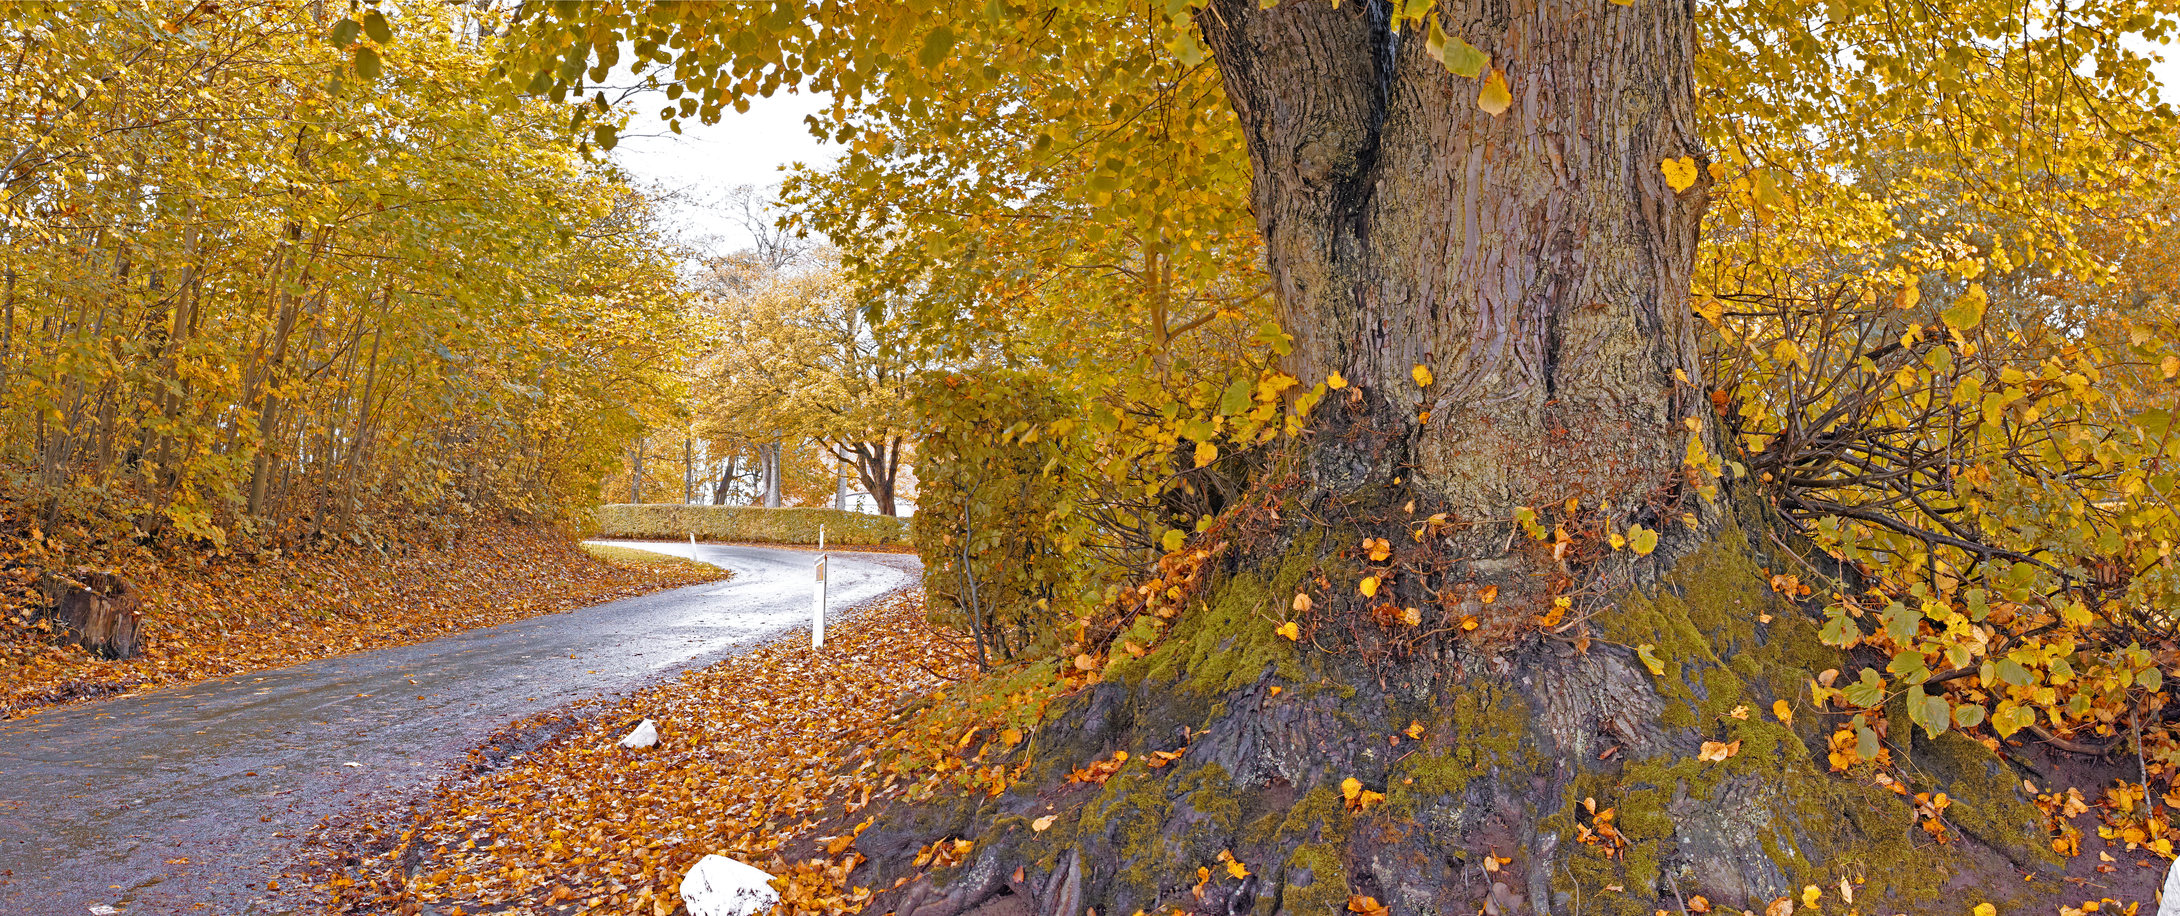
[607,89,836,256]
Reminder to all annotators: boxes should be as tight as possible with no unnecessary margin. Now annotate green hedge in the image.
[591,504,909,547]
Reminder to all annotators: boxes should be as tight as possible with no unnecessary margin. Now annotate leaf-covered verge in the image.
[316,589,974,916]
[0,504,725,720]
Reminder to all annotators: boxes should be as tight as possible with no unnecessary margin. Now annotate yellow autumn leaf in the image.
[1628,525,1659,555]
[1224,859,1249,879]
[1292,592,1313,613]
[1363,536,1391,561]
[1404,720,1424,739]
[1341,776,1362,802]
[1973,905,1995,916]
[1032,815,1056,832]
[1359,575,1380,598]
[1537,595,1569,627]
[1193,440,1218,467]
[1661,155,1699,193]
[1326,370,1348,389]
[1698,739,1741,761]
[1802,886,1822,907]
[1942,282,1988,331]
[1477,68,1511,115]
[1400,606,1421,626]
[1276,621,1300,641]
[1411,364,1433,387]
[1773,699,1794,726]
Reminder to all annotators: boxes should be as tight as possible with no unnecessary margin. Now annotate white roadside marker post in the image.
[689,533,698,561]
[813,525,827,649]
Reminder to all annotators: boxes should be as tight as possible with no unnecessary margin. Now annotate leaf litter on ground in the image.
[1,527,724,718]
[319,588,979,916]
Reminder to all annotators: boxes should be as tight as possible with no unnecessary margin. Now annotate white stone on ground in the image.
[2160,854,2180,916]
[680,854,779,916]
[618,718,658,749]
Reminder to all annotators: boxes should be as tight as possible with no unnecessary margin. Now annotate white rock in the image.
[2161,855,2180,916]
[618,718,658,749]
[88,906,118,916]
[679,854,779,916]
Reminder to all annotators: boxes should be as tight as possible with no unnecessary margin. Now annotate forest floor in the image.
[0,523,727,719]
[315,587,982,916]
[298,580,2180,916]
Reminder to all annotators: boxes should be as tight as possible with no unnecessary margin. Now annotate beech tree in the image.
[500,0,2179,911]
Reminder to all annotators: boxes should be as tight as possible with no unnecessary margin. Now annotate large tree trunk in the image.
[848,2,2059,913]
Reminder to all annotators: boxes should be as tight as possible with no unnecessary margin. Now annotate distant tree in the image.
[693,253,917,515]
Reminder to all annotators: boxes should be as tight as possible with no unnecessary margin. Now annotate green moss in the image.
[1549,511,1980,908]
[1912,730,2057,870]
[1116,530,1320,696]
[1385,682,1532,817]
[1280,842,1348,914]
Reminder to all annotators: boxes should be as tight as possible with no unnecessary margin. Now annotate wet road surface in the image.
[0,542,918,916]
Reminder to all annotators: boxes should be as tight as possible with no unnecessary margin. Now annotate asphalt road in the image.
[0,542,918,916]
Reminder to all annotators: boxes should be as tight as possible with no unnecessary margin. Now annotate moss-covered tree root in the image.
[847,509,2061,916]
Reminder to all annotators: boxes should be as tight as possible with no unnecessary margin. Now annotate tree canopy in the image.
[0,0,692,546]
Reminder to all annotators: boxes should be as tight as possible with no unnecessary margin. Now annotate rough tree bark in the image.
[849,2,2063,913]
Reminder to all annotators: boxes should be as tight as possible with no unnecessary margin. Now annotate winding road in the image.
[0,542,918,916]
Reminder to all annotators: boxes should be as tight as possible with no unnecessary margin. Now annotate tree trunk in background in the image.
[683,437,695,505]
[712,455,737,505]
[843,437,902,517]
[761,441,783,508]
[858,2,2053,913]
[628,438,643,504]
